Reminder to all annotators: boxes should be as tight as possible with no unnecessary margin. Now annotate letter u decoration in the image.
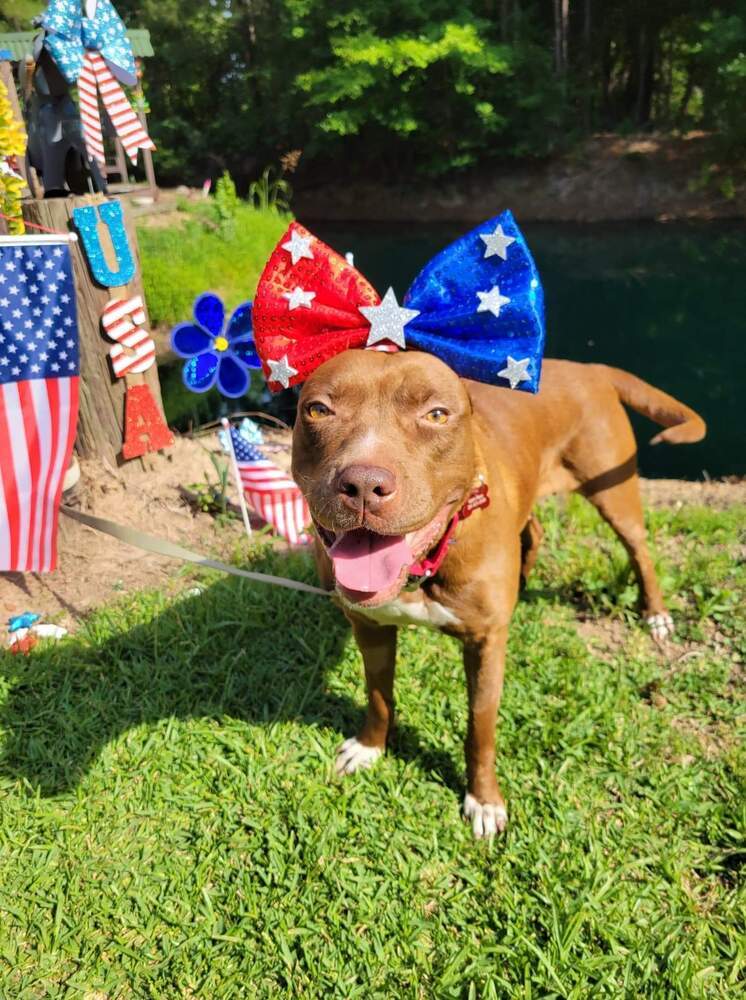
[72,200,136,288]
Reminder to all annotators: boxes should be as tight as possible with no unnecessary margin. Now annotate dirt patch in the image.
[0,434,741,637]
[0,432,295,632]
[640,478,746,510]
[294,132,746,223]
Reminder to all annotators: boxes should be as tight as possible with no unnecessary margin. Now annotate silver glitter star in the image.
[281,230,314,266]
[498,356,531,390]
[359,288,420,349]
[282,286,316,311]
[476,285,511,318]
[480,224,516,261]
[267,354,298,388]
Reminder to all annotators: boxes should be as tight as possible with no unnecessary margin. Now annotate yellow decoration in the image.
[214,336,229,352]
[0,79,27,236]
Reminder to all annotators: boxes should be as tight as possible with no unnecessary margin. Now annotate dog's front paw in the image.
[646,611,674,643]
[463,793,508,839]
[335,737,382,776]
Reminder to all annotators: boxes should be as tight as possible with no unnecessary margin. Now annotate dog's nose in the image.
[336,464,397,512]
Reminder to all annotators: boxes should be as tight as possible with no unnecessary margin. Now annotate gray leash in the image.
[60,506,330,597]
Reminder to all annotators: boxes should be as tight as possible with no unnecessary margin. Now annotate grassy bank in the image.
[0,496,743,997]
[137,201,290,330]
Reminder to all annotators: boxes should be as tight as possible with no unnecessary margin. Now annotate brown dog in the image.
[291,353,705,837]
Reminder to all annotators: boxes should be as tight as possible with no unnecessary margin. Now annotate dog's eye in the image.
[307,401,332,420]
[424,407,449,424]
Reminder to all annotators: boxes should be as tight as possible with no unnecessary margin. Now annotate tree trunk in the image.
[553,0,562,74]
[677,67,695,122]
[600,35,612,124]
[561,0,569,73]
[553,0,570,75]
[635,23,656,125]
[499,0,510,41]
[583,0,592,129]
[22,196,167,468]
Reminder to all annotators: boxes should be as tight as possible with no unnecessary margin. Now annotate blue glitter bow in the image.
[42,0,137,85]
[400,211,545,392]
[171,294,261,398]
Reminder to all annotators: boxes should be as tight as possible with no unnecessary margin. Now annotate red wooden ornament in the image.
[122,384,174,460]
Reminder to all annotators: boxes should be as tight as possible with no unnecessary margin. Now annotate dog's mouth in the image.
[314,506,452,607]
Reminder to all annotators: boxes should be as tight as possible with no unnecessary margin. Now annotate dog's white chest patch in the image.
[353,593,462,630]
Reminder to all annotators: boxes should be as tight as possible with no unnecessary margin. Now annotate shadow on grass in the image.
[0,551,463,797]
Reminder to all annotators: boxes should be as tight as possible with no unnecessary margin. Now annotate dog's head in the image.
[292,349,476,607]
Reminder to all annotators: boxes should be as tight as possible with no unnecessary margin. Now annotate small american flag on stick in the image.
[229,427,310,545]
[0,237,80,572]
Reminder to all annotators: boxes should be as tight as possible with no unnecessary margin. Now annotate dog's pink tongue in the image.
[330,530,412,593]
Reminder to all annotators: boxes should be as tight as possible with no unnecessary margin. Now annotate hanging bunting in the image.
[73,200,135,288]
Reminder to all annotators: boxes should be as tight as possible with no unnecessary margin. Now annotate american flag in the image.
[229,428,310,545]
[0,238,80,572]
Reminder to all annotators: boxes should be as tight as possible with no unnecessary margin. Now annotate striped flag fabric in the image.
[0,237,80,572]
[229,428,310,545]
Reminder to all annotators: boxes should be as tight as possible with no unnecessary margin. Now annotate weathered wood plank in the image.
[22,195,167,466]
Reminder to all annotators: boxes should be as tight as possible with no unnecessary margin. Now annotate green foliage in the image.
[0,0,42,32]
[214,170,240,237]
[107,0,746,187]
[7,1,746,186]
[188,448,232,518]
[247,166,292,214]
[0,500,743,994]
[692,11,746,154]
[136,201,288,329]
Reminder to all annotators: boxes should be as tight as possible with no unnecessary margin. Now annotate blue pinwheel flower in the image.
[171,294,261,398]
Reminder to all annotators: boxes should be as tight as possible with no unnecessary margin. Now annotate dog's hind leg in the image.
[520,513,544,588]
[335,619,397,775]
[582,474,673,641]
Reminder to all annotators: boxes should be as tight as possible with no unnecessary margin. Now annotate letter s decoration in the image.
[101,295,156,377]
[100,295,174,459]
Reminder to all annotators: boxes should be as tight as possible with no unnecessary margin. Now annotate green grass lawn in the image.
[1,496,743,997]
[137,202,290,331]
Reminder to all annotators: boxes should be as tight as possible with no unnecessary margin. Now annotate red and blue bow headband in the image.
[252,211,545,394]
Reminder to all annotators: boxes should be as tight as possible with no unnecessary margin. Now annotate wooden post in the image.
[22,195,167,467]
[134,58,158,200]
[141,141,157,200]
[114,137,129,184]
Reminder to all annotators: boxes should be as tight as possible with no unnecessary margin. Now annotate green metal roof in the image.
[0,27,154,61]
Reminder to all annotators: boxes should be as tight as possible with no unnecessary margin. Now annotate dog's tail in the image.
[602,365,706,445]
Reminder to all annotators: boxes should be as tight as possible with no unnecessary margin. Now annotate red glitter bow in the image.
[253,222,381,391]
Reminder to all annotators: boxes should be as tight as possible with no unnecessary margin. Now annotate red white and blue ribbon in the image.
[78,51,155,167]
[41,0,155,167]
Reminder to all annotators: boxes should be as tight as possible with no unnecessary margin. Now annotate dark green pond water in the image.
[160,221,745,481]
